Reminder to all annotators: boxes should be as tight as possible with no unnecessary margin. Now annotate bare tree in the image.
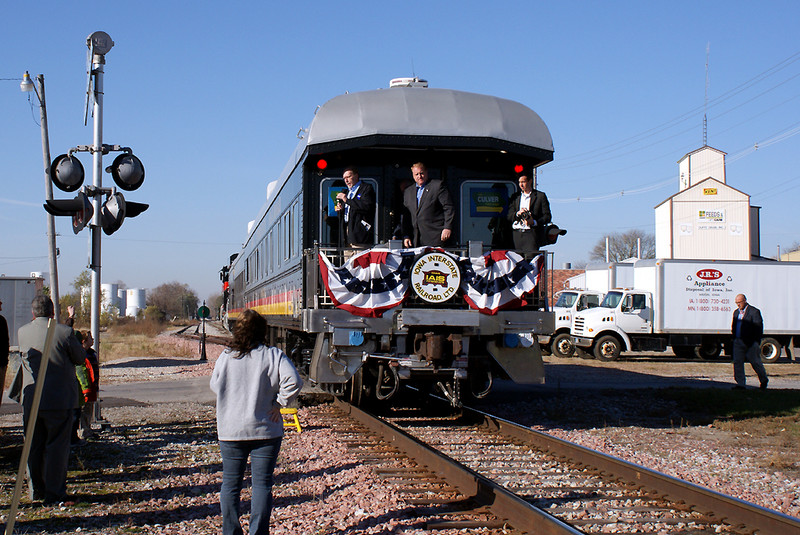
[589,230,655,262]
[147,282,199,319]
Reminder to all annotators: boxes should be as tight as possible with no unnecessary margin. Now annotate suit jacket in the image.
[0,314,8,368]
[17,317,85,412]
[507,189,552,251]
[402,179,455,247]
[731,305,763,346]
[342,181,376,246]
[507,189,552,228]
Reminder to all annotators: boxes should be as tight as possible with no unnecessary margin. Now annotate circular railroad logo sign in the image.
[410,252,461,303]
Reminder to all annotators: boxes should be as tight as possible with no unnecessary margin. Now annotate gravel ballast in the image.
[1,333,798,533]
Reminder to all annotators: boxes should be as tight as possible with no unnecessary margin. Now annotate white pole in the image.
[90,49,105,358]
[605,236,610,263]
[637,237,641,259]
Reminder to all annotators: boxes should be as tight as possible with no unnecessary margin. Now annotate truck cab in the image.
[539,289,604,357]
[571,289,655,361]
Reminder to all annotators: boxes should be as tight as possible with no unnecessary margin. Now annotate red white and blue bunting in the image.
[318,247,542,318]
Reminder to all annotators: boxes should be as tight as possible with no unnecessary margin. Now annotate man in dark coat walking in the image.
[731,293,768,390]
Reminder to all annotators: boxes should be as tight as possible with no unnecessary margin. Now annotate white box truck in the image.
[570,259,800,362]
[539,289,604,357]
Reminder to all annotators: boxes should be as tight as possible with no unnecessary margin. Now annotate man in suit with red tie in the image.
[507,174,552,255]
[402,162,455,247]
[731,293,768,390]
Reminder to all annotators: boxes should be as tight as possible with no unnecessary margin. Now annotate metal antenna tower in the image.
[704,43,709,146]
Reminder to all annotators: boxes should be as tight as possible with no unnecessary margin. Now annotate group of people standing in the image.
[331,162,553,255]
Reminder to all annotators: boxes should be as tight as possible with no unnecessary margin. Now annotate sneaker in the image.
[760,379,768,390]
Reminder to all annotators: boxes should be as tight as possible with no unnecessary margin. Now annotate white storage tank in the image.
[126,288,146,317]
[101,283,120,316]
[117,289,127,315]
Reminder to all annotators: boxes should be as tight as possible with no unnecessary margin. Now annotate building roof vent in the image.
[389,77,428,88]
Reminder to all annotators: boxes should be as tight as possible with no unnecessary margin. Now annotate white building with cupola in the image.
[655,145,761,260]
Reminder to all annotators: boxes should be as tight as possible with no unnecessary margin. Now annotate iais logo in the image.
[696,269,723,280]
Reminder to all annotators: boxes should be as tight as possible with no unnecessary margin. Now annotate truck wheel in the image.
[759,338,781,363]
[594,335,621,361]
[695,341,722,360]
[672,345,695,359]
[551,333,575,358]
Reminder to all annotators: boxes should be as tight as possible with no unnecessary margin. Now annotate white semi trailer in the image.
[571,259,800,362]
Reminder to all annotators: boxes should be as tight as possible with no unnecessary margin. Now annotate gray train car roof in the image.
[306,87,554,162]
[237,86,554,250]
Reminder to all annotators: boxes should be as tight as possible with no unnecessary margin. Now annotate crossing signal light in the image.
[107,153,145,191]
[43,192,93,234]
[100,192,149,235]
[544,224,567,245]
[50,154,85,192]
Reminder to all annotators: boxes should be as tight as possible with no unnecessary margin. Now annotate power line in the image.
[553,50,800,166]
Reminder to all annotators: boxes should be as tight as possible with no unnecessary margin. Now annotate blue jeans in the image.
[219,437,282,535]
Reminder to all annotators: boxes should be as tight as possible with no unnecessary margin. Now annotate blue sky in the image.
[2,1,799,301]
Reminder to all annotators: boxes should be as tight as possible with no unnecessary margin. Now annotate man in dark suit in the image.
[731,293,768,390]
[0,298,8,410]
[17,295,85,503]
[507,174,551,255]
[402,162,455,247]
[334,166,376,247]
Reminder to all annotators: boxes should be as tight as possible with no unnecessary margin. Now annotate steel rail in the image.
[333,397,583,535]
[463,404,800,535]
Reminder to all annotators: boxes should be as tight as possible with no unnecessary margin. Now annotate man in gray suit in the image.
[17,294,85,503]
[402,162,455,247]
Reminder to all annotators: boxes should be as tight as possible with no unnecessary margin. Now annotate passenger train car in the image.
[221,79,562,406]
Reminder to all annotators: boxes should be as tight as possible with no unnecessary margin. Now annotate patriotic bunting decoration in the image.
[318,248,421,318]
[460,250,543,315]
[319,247,542,318]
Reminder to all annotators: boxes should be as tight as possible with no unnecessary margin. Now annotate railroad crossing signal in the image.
[44,191,93,234]
[46,147,148,235]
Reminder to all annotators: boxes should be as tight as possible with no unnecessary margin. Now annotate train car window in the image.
[283,212,289,261]
[269,232,274,274]
[459,180,515,247]
[289,200,300,258]
[319,177,379,247]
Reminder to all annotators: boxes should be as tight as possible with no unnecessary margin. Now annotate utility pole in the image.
[20,72,61,322]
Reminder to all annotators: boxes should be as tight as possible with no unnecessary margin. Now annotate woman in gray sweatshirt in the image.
[210,309,303,535]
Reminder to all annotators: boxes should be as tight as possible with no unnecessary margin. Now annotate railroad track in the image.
[173,323,231,347]
[329,397,800,535]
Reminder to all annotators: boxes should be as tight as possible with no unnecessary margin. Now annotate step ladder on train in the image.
[280,407,302,433]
